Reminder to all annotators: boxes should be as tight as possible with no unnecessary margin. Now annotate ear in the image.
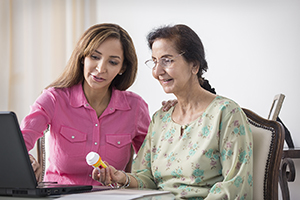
[191,62,200,75]
[119,65,126,74]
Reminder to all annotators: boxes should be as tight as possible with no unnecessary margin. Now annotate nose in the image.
[152,61,165,79]
[96,61,106,73]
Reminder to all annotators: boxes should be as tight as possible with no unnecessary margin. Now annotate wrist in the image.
[120,171,127,185]
[119,170,130,188]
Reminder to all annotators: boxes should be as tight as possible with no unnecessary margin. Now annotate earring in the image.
[119,73,122,75]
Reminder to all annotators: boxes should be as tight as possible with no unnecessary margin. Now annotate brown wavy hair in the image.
[46,23,137,91]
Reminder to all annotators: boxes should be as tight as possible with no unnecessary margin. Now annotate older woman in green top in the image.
[93,24,253,200]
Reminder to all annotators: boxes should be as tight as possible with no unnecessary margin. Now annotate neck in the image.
[172,84,216,125]
[83,82,111,117]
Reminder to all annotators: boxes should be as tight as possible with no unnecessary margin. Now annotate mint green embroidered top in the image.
[132,96,253,199]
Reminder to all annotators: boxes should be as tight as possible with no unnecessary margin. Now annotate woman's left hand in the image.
[162,99,178,112]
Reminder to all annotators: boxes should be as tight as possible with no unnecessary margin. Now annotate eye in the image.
[109,60,119,65]
[90,54,100,60]
[162,58,173,65]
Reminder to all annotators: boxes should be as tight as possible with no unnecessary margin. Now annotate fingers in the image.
[170,99,178,106]
[99,167,107,184]
[162,99,178,112]
[92,168,100,181]
[36,166,43,182]
[104,167,111,185]
[92,166,111,186]
[29,155,43,182]
[29,155,37,168]
[31,160,38,171]
[91,162,124,187]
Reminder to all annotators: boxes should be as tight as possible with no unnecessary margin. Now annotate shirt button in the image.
[86,104,89,107]
[71,136,75,139]
[110,108,114,111]
[95,124,98,127]
[117,141,121,145]
[94,142,98,145]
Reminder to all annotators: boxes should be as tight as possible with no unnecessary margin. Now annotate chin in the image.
[162,88,173,94]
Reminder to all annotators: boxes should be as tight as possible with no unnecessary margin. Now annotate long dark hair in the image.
[47,23,137,91]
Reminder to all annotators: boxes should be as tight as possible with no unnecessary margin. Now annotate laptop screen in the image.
[0,111,40,189]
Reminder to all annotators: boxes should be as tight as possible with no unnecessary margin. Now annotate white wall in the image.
[93,1,300,199]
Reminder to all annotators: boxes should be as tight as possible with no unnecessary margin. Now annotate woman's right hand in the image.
[92,161,126,186]
[29,154,43,182]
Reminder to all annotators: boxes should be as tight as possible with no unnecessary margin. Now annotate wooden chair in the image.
[267,94,299,200]
[243,108,284,200]
[36,127,48,181]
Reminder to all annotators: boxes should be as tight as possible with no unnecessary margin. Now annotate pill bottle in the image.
[86,152,107,171]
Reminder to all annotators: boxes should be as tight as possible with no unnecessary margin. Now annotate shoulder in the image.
[42,87,71,98]
[115,89,147,105]
[212,96,242,112]
[205,96,244,121]
[210,96,248,124]
[121,90,144,100]
[151,107,173,124]
[37,86,78,105]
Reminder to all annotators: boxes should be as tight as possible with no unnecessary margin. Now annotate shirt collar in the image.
[69,83,131,111]
[69,83,88,108]
[107,87,131,111]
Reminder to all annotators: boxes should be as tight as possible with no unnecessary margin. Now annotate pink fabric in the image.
[21,83,150,185]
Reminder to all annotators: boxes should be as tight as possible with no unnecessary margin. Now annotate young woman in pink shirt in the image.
[21,23,160,185]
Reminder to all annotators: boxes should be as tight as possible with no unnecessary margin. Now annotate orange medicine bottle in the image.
[86,152,107,171]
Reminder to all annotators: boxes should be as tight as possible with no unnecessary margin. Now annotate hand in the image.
[29,154,43,182]
[162,99,178,112]
[92,161,126,186]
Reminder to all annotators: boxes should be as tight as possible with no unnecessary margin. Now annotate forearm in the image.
[118,171,139,188]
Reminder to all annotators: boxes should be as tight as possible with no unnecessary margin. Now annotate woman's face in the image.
[83,37,124,93]
[151,39,195,95]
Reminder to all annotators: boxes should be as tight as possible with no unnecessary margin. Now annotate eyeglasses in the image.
[145,52,185,69]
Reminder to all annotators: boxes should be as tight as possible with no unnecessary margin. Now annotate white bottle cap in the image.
[86,151,99,165]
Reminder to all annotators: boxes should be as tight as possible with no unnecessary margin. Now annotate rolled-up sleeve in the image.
[21,89,56,151]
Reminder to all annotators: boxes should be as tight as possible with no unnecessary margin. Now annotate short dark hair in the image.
[147,24,208,85]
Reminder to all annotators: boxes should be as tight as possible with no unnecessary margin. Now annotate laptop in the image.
[0,111,110,197]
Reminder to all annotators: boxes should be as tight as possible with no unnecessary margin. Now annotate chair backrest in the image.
[268,94,285,121]
[268,93,294,148]
[37,127,49,181]
[243,108,284,200]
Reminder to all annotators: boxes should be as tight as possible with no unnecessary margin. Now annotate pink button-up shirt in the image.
[21,83,150,185]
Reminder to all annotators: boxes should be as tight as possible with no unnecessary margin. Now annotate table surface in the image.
[0,188,175,200]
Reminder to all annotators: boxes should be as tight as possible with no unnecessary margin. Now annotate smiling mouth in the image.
[160,78,173,84]
[160,78,173,85]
